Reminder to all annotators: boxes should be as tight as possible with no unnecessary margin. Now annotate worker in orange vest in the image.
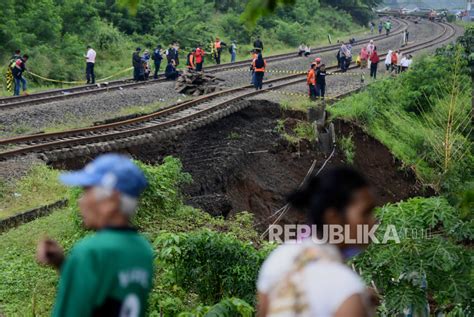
[213,37,227,64]
[307,63,317,100]
[252,52,266,90]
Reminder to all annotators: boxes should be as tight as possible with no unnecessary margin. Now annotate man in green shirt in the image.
[36,154,154,317]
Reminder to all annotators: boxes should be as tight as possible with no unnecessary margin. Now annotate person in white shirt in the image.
[384,49,392,71]
[257,167,378,317]
[401,54,412,72]
[84,45,96,84]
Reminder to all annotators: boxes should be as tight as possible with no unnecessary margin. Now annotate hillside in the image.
[0,0,369,87]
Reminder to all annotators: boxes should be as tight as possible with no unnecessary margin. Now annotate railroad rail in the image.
[0,21,456,162]
[0,19,409,109]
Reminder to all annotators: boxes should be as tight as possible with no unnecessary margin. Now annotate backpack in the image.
[186,53,191,66]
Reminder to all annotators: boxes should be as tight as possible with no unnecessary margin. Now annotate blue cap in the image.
[59,154,148,198]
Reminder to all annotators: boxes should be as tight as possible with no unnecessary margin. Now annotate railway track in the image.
[0,21,456,162]
[0,19,409,109]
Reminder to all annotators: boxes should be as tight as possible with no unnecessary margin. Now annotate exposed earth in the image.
[51,100,430,230]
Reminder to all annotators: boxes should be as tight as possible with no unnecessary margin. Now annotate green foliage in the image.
[0,164,68,219]
[353,197,473,315]
[1,0,366,89]
[294,121,317,142]
[329,48,473,192]
[339,133,355,164]
[154,229,271,305]
[178,297,253,317]
[134,156,192,224]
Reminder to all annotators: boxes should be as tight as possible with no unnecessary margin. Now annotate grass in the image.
[328,52,473,191]
[280,98,315,112]
[1,99,179,138]
[339,133,355,164]
[0,205,259,315]
[294,121,317,142]
[0,207,76,316]
[0,164,67,220]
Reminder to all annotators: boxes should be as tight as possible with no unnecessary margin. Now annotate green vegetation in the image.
[331,29,473,315]
[329,47,472,192]
[354,196,473,316]
[0,164,67,219]
[1,0,369,94]
[338,133,355,164]
[294,121,317,142]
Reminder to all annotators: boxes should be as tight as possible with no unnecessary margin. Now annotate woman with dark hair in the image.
[257,167,377,317]
[252,52,266,90]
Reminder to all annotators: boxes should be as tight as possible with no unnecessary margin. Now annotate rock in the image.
[174,69,224,96]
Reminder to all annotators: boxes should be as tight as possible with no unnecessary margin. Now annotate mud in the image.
[51,100,428,229]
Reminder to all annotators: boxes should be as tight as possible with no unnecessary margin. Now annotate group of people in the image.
[132,43,180,81]
[298,43,312,57]
[6,49,29,96]
[306,57,327,99]
[385,50,413,73]
[355,40,380,79]
[36,153,379,316]
[250,48,267,90]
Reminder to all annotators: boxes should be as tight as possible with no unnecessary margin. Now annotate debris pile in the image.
[175,70,223,96]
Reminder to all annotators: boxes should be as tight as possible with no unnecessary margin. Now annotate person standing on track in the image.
[152,45,163,79]
[385,50,392,71]
[252,52,266,90]
[85,45,96,85]
[213,37,226,65]
[316,63,327,99]
[229,40,237,63]
[12,54,28,96]
[384,20,392,36]
[132,47,143,81]
[257,167,377,317]
[340,43,351,72]
[186,49,196,70]
[307,63,317,100]
[36,154,154,317]
[254,36,263,51]
[369,46,380,79]
[359,47,368,69]
[195,45,205,71]
[378,21,383,34]
[390,50,398,73]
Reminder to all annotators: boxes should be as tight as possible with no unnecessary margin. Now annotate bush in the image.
[155,229,271,305]
[353,197,473,315]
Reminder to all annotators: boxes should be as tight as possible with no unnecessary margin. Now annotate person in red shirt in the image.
[307,63,317,100]
[390,51,398,73]
[369,47,380,79]
[195,45,205,71]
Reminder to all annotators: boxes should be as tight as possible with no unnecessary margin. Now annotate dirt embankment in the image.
[52,100,429,229]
